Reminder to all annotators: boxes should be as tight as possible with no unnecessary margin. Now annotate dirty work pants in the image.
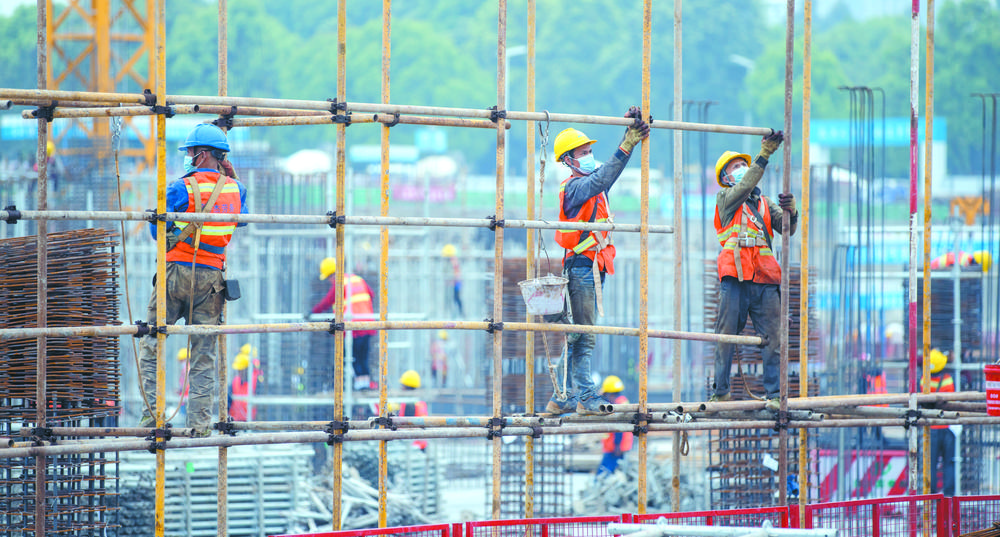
[712,277,782,399]
[545,264,605,404]
[930,428,956,496]
[139,262,225,434]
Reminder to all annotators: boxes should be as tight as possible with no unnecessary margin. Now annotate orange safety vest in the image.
[555,179,616,274]
[922,373,955,429]
[230,372,257,421]
[400,401,428,450]
[166,171,242,270]
[602,395,633,453]
[714,199,780,283]
[342,274,376,337]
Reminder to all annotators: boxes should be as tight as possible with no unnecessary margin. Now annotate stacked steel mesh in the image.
[0,228,121,535]
[703,261,819,508]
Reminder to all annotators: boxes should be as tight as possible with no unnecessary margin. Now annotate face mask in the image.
[727,166,748,184]
[183,151,204,174]
[574,154,596,174]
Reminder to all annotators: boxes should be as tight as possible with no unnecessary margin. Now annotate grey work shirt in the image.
[715,155,798,236]
[561,146,633,218]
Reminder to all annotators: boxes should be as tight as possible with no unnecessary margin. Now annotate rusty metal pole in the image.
[907,0,922,495]
[669,0,682,513]
[378,0,391,528]
[153,0,168,535]
[35,1,48,535]
[216,2,229,536]
[778,0,796,507]
[523,0,537,519]
[490,0,508,520]
[921,0,935,498]
[638,0,652,516]
[798,0,812,522]
[332,0,347,527]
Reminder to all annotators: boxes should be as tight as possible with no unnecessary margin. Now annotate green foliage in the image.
[0,5,43,90]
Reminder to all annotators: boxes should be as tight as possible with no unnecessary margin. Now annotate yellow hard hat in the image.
[974,250,992,272]
[554,128,596,161]
[601,375,624,394]
[714,151,752,188]
[400,369,421,389]
[46,141,55,157]
[929,348,947,374]
[176,348,188,361]
[240,343,257,357]
[319,257,336,280]
[441,244,457,258]
[233,352,250,371]
[438,329,448,340]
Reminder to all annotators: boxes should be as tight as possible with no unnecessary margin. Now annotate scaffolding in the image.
[2,0,1000,536]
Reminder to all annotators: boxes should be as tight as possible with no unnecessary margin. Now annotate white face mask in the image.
[183,151,205,174]
[574,153,597,174]
[726,166,748,185]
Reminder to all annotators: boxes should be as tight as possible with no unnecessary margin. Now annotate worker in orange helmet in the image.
[597,375,632,475]
[710,130,798,412]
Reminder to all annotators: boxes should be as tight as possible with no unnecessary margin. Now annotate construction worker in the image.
[545,106,649,416]
[923,348,956,496]
[309,257,377,391]
[138,123,247,436]
[175,347,190,422]
[930,250,992,272]
[430,329,449,387]
[397,370,429,450]
[228,348,257,421]
[442,244,463,316]
[597,375,633,475]
[710,130,797,412]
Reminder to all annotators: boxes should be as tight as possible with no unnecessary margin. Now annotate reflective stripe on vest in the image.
[714,198,780,284]
[554,177,616,274]
[166,171,241,270]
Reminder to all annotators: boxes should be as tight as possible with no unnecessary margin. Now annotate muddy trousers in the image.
[712,277,782,399]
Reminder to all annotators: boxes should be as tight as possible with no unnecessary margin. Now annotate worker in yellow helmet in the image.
[597,375,632,475]
[228,350,257,421]
[309,257,377,391]
[922,348,956,496]
[430,329,449,387]
[931,250,992,273]
[397,370,428,450]
[710,130,798,413]
[545,107,649,416]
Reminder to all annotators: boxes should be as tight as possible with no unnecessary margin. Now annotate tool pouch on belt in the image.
[223,279,241,301]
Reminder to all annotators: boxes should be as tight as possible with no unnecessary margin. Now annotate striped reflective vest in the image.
[554,178,616,274]
[166,171,241,270]
[922,373,955,429]
[342,274,376,337]
[714,198,780,284]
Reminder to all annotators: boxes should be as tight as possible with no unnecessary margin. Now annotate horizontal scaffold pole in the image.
[0,210,674,235]
[0,88,772,134]
[603,390,990,413]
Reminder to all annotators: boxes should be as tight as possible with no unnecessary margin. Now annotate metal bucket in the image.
[517,274,568,316]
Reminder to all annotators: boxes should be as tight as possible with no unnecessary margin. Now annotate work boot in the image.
[765,397,781,412]
[544,395,576,415]
[576,397,608,416]
[708,393,732,403]
[140,415,155,428]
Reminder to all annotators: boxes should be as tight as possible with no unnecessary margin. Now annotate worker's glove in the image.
[219,159,238,179]
[760,129,784,160]
[620,107,650,153]
[778,192,797,214]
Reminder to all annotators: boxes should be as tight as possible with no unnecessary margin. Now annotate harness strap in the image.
[171,173,229,248]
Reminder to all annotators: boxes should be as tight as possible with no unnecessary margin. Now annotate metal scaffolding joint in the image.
[214,419,238,436]
[212,106,237,129]
[327,98,346,113]
[331,112,352,125]
[485,319,503,333]
[144,209,162,222]
[325,419,348,445]
[326,210,343,228]
[774,411,790,431]
[32,101,58,122]
[142,89,156,106]
[31,427,54,444]
[486,417,505,440]
[631,412,653,425]
[132,320,152,338]
[489,105,506,122]
[151,103,175,118]
[530,426,543,439]
[328,321,344,334]
[372,416,396,430]
[3,205,20,224]
[384,112,400,127]
[903,409,922,429]
[487,215,504,230]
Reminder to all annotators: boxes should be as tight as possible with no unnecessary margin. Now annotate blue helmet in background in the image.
[178,123,230,153]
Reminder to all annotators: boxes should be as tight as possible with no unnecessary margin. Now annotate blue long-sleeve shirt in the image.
[560,145,633,219]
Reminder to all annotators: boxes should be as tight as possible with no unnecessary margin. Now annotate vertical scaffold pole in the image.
[491,0,508,520]
[921,0,936,497]
[378,0,391,528]
[778,0,796,507]
[669,0,681,513]
[154,0,168,535]
[639,0,651,515]
[216,1,229,535]
[35,1,49,535]
[907,0,921,495]
[524,0,537,519]
[332,0,347,527]
[798,0,813,522]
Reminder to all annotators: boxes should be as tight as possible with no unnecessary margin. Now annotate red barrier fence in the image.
[273,495,1000,537]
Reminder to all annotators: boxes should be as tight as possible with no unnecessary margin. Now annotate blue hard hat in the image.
[177,123,230,152]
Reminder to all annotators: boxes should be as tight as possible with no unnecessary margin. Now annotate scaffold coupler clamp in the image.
[143,209,160,223]
[489,105,506,123]
[632,412,652,435]
[384,112,400,127]
[327,98,347,113]
[328,321,344,334]
[331,112,352,125]
[212,106,237,130]
[132,320,152,338]
[4,205,20,224]
[325,419,348,445]
[32,101,58,122]
[373,416,396,431]
[142,89,157,106]
[903,409,922,429]
[214,419,238,436]
[530,426,543,439]
[486,417,505,440]
[485,319,503,334]
[327,210,344,229]
[487,214,504,231]
[773,410,790,432]
[31,427,54,446]
[151,102,175,118]
[147,423,172,452]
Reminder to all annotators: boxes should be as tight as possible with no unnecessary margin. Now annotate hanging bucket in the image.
[518,274,568,316]
[985,364,1000,417]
